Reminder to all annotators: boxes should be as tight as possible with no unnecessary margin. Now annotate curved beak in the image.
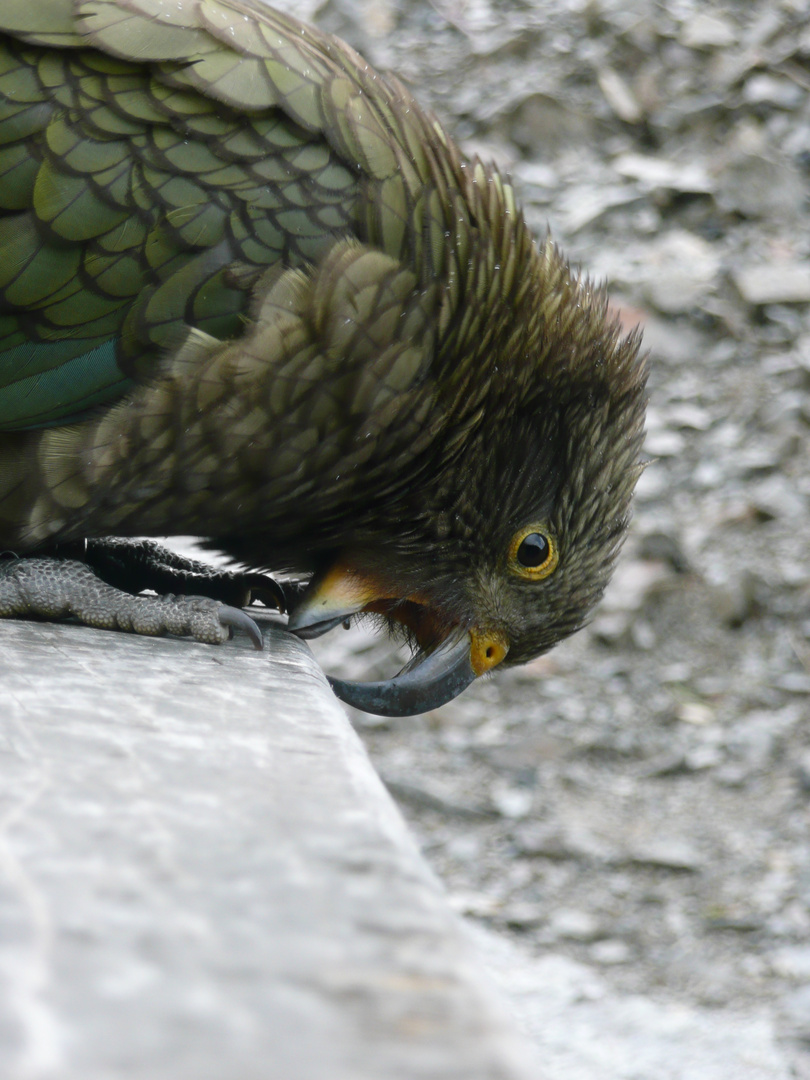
[286,560,508,717]
[328,632,477,717]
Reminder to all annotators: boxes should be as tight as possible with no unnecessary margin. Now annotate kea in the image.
[0,0,647,716]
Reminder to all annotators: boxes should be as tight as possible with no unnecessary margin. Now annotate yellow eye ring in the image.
[508,526,558,581]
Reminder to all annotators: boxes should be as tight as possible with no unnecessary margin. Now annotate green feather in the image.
[0,337,127,429]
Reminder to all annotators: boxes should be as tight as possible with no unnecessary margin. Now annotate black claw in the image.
[218,605,264,650]
[240,573,288,613]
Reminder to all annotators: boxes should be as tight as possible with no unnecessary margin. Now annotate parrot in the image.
[0,0,647,716]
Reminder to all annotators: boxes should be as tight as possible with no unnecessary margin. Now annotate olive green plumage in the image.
[0,0,647,712]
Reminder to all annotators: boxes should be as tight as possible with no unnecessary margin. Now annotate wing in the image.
[0,0,462,431]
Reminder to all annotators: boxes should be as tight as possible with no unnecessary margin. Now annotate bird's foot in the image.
[0,555,264,649]
[82,538,287,612]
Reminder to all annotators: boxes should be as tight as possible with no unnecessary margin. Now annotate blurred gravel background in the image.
[281,1,810,1075]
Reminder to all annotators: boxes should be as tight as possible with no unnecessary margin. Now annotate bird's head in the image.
[289,224,648,716]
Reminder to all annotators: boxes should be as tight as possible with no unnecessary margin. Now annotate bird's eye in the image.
[508,526,558,580]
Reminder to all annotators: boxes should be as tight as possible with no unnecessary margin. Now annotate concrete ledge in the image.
[0,619,544,1080]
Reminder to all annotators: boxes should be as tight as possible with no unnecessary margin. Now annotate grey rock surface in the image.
[0,619,543,1080]
[474,927,790,1080]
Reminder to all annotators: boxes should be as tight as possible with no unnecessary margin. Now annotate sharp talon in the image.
[242,574,288,613]
[253,585,287,612]
[218,606,264,650]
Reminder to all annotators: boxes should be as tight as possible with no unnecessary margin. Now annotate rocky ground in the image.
[290,0,810,1076]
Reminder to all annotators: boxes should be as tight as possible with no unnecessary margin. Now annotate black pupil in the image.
[517,533,549,568]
